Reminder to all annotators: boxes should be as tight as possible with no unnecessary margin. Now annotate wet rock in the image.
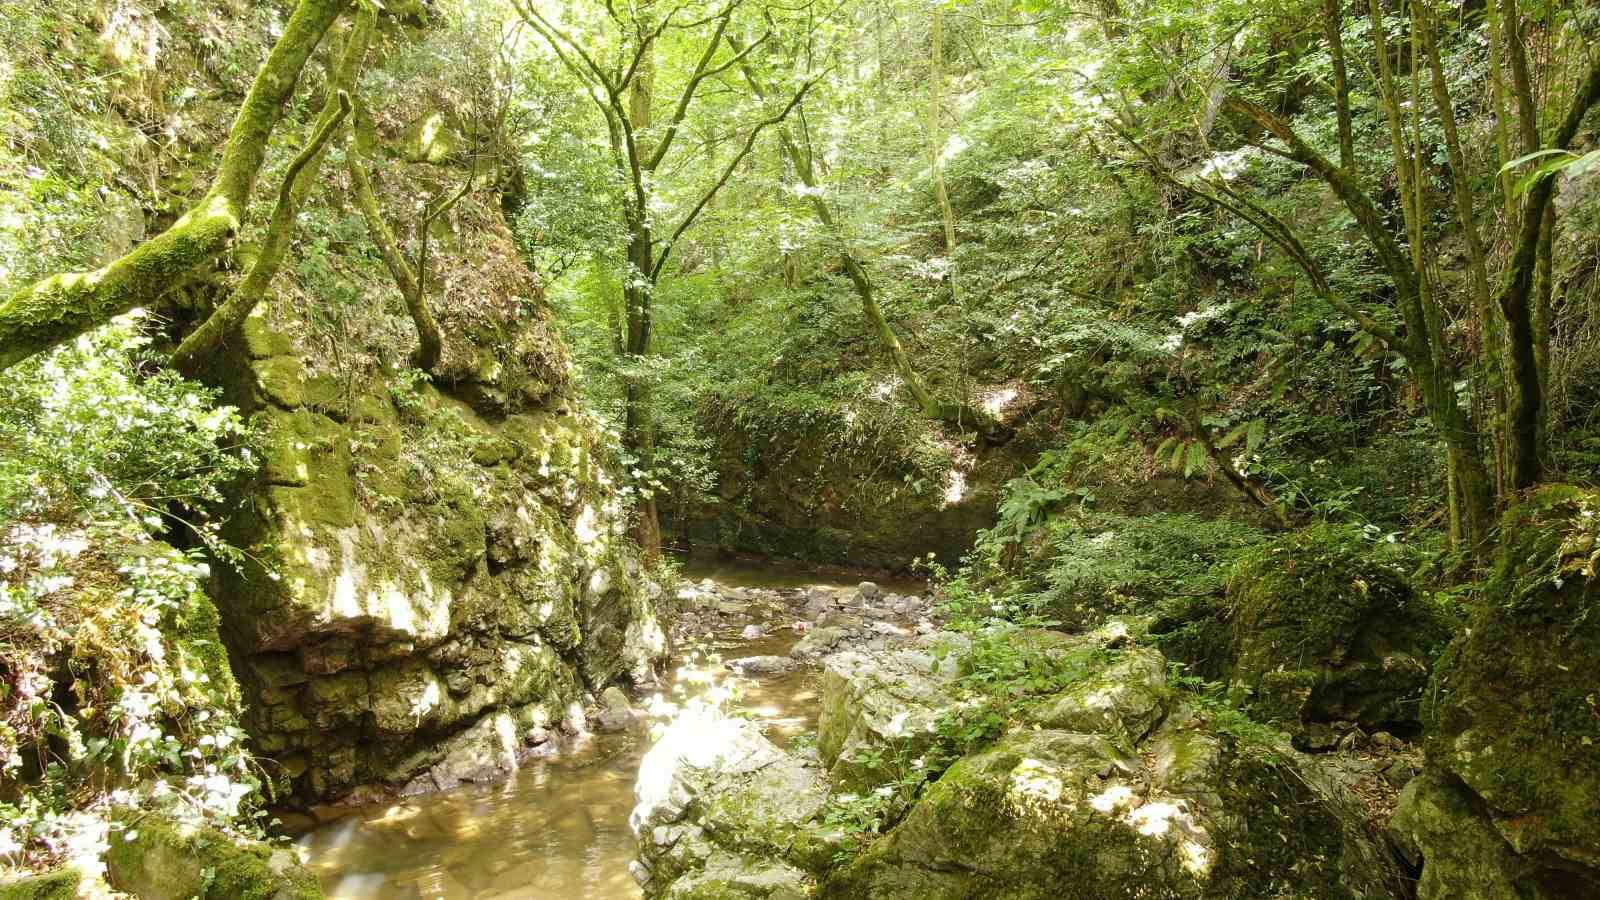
[596,686,639,733]
[631,712,830,898]
[741,624,766,640]
[856,582,882,601]
[726,655,797,676]
[106,814,321,899]
[789,626,849,662]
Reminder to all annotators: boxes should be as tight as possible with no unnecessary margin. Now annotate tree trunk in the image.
[0,0,344,370]
[171,3,373,374]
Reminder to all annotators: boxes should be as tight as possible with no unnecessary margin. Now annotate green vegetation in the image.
[3,0,1600,893]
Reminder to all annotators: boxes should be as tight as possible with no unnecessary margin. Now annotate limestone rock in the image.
[632,712,830,898]
[824,709,1402,899]
[727,655,798,676]
[816,644,964,790]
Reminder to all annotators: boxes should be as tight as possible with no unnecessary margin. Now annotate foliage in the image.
[0,316,262,876]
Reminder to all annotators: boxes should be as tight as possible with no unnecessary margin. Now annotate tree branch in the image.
[0,0,345,371]
[652,76,818,279]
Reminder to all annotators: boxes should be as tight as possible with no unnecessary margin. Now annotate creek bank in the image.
[293,572,926,898]
[631,622,1407,899]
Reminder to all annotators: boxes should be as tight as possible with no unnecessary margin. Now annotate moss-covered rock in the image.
[823,712,1401,899]
[204,187,667,801]
[1224,524,1449,743]
[105,816,321,900]
[0,870,79,900]
[1399,486,1600,897]
[635,634,1401,900]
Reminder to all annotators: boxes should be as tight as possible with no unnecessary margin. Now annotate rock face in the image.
[1394,487,1600,898]
[202,142,665,800]
[1223,525,1448,744]
[633,630,1402,900]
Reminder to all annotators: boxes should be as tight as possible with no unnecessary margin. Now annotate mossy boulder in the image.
[1398,486,1600,897]
[631,712,831,898]
[822,711,1402,899]
[105,815,321,900]
[635,634,1402,900]
[0,870,79,900]
[1224,524,1449,744]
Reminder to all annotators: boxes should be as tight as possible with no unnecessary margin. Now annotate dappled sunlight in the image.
[1088,782,1137,814]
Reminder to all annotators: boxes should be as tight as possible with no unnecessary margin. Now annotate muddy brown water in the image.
[297,560,911,899]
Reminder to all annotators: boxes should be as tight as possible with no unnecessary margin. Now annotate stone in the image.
[1399,486,1600,897]
[741,624,766,640]
[726,655,797,676]
[856,582,881,601]
[824,710,1402,899]
[816,645,965,790]
[632,712,831,898]
[1022,647,1167,744]
[1223,524,1450,744]
[789,626,849,662]
[105,815,322,899]
[602,685,632,712]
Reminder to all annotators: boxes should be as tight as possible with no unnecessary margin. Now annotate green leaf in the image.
[1184,442,1208,478]
[1498,148,1576,174]
[1217,423,1249,449]
[1246,419,1266,454]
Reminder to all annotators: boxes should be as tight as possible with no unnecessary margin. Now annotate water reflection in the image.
[298,629,818,899]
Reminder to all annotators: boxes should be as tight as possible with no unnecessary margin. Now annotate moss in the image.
[1224,524,1447,738]
[166,586,243,710]
[0,870,79,900]
[1420,486,1600,882]
[105,815,322,900]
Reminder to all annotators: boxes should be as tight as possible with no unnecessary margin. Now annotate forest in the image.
[1,0,1598,897]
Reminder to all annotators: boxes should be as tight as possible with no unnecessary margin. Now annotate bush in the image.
[0,315,263,877]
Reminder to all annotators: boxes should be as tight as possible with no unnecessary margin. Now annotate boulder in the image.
[816,639,967,790]
[789,626,849,662]
[1022,647,1167,745]
[823,708,1402,899]
[726,655,798,676]
[105,815,322,900]
[631,712,832,898]
[1223,524,1449,744]
[1397,487,1600,898]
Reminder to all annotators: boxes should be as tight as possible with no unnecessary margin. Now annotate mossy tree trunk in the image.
[0,0,345,371]
[170,2,376,374]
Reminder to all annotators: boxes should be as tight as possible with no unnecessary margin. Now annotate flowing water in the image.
[296,556,909,899]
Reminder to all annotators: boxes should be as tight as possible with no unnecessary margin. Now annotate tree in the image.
[510,0,814,553]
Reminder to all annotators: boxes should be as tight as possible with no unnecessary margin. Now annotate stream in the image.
[295,557,919,899]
